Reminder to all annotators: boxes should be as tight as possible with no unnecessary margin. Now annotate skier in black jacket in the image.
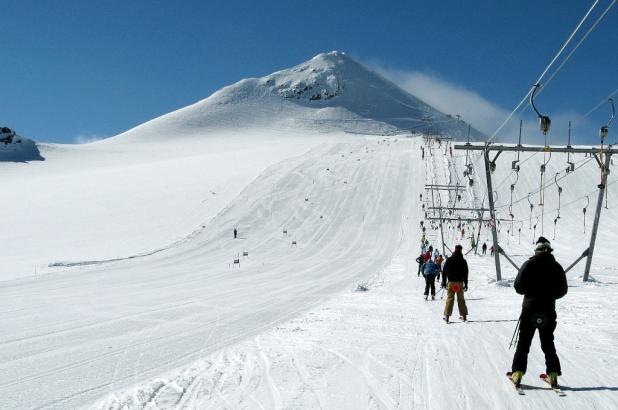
[441,244,469,323]
[510,237,567,388]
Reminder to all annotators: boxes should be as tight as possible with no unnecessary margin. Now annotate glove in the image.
[464,285,468,292]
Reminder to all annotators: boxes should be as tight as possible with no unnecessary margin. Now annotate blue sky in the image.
[1,0,616,144]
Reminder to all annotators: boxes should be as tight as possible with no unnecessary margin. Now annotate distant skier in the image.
[415,252,425,277]
[441,245,469,323]
[482,242,487,255]
[233,228,237,239]
[490,245,495,256]
[509,237,567,388]
[435,254,444,281]
[432,247,440,261]
[422,259,439,300]
[428,245,433,255]
[420,193,423,201]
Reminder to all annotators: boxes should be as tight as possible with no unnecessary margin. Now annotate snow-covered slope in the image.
[106,51,484,142]
[87,137,618,410]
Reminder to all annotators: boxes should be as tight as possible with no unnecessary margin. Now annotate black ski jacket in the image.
[514,252,567,311]
[441,251,468,288]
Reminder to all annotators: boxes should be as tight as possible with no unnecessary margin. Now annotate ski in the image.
[539,374,566,396]
[506,372,525,395]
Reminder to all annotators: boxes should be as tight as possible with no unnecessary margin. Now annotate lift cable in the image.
[486,0,602,143]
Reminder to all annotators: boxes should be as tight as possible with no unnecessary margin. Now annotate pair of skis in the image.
[506,372,566,396]
[443,316,467,324]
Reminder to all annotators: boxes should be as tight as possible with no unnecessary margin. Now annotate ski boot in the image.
[547,372,559,388]
[431,295,435,300]
[459,315,467,322]
[424,295,428,300]
[510,371,524,387]
[443,316,450,323]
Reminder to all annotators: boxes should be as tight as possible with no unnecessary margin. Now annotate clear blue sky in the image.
[2,0,616,143]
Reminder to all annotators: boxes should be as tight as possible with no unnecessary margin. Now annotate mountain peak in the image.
[112,51,485,141]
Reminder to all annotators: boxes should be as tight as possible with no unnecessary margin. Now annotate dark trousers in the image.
[512,309,561,375]
[424,275,436,296]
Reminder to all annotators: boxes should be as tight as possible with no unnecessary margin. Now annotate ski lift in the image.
[530,83,551,135]
[509,172,520,221]
[566,121,575,173]
[527,193,534,228]
[555,173,563,219]
[512,120,523,172]
[538,149,552,206]
[532,217,539,244]
[599,99,614,207]
[517,221,524,244]
[553,217,558,240]
[583,196,590,233]
[242,249,249,257]
[599,98,615,141]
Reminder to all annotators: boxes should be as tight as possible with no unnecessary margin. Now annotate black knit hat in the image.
[535,236,553,252]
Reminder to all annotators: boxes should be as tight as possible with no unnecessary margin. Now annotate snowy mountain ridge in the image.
[108,51,485,142]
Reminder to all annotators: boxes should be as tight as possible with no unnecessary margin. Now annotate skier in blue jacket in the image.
[422,259,439,300]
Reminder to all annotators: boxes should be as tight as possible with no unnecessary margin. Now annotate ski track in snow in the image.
[87,138,618,410]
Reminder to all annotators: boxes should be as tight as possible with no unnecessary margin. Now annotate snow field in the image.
[89,137,618,410]
[1,135,417,409]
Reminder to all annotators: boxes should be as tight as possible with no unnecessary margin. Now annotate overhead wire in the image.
[536,0,616,100]
[466,0,606,211]
[578,86,618,124]
[486,0,602,143]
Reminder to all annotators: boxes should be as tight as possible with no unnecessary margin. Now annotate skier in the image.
[432,247,440,261]
[428,245,433,255]
[435,254,444,281]
[482,242,487,255]
[415,252,425,277]
[441,245,469,323]
[420,193,423,201]
[490,245,495,256]
[509,237,567,388]
[422,258,439,300]
[233,228,238,239]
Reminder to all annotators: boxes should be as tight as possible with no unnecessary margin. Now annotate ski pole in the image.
[508,317,521,349]
[438,286,446,299]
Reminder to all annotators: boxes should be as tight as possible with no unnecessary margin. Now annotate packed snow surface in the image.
[2,135,617,410]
